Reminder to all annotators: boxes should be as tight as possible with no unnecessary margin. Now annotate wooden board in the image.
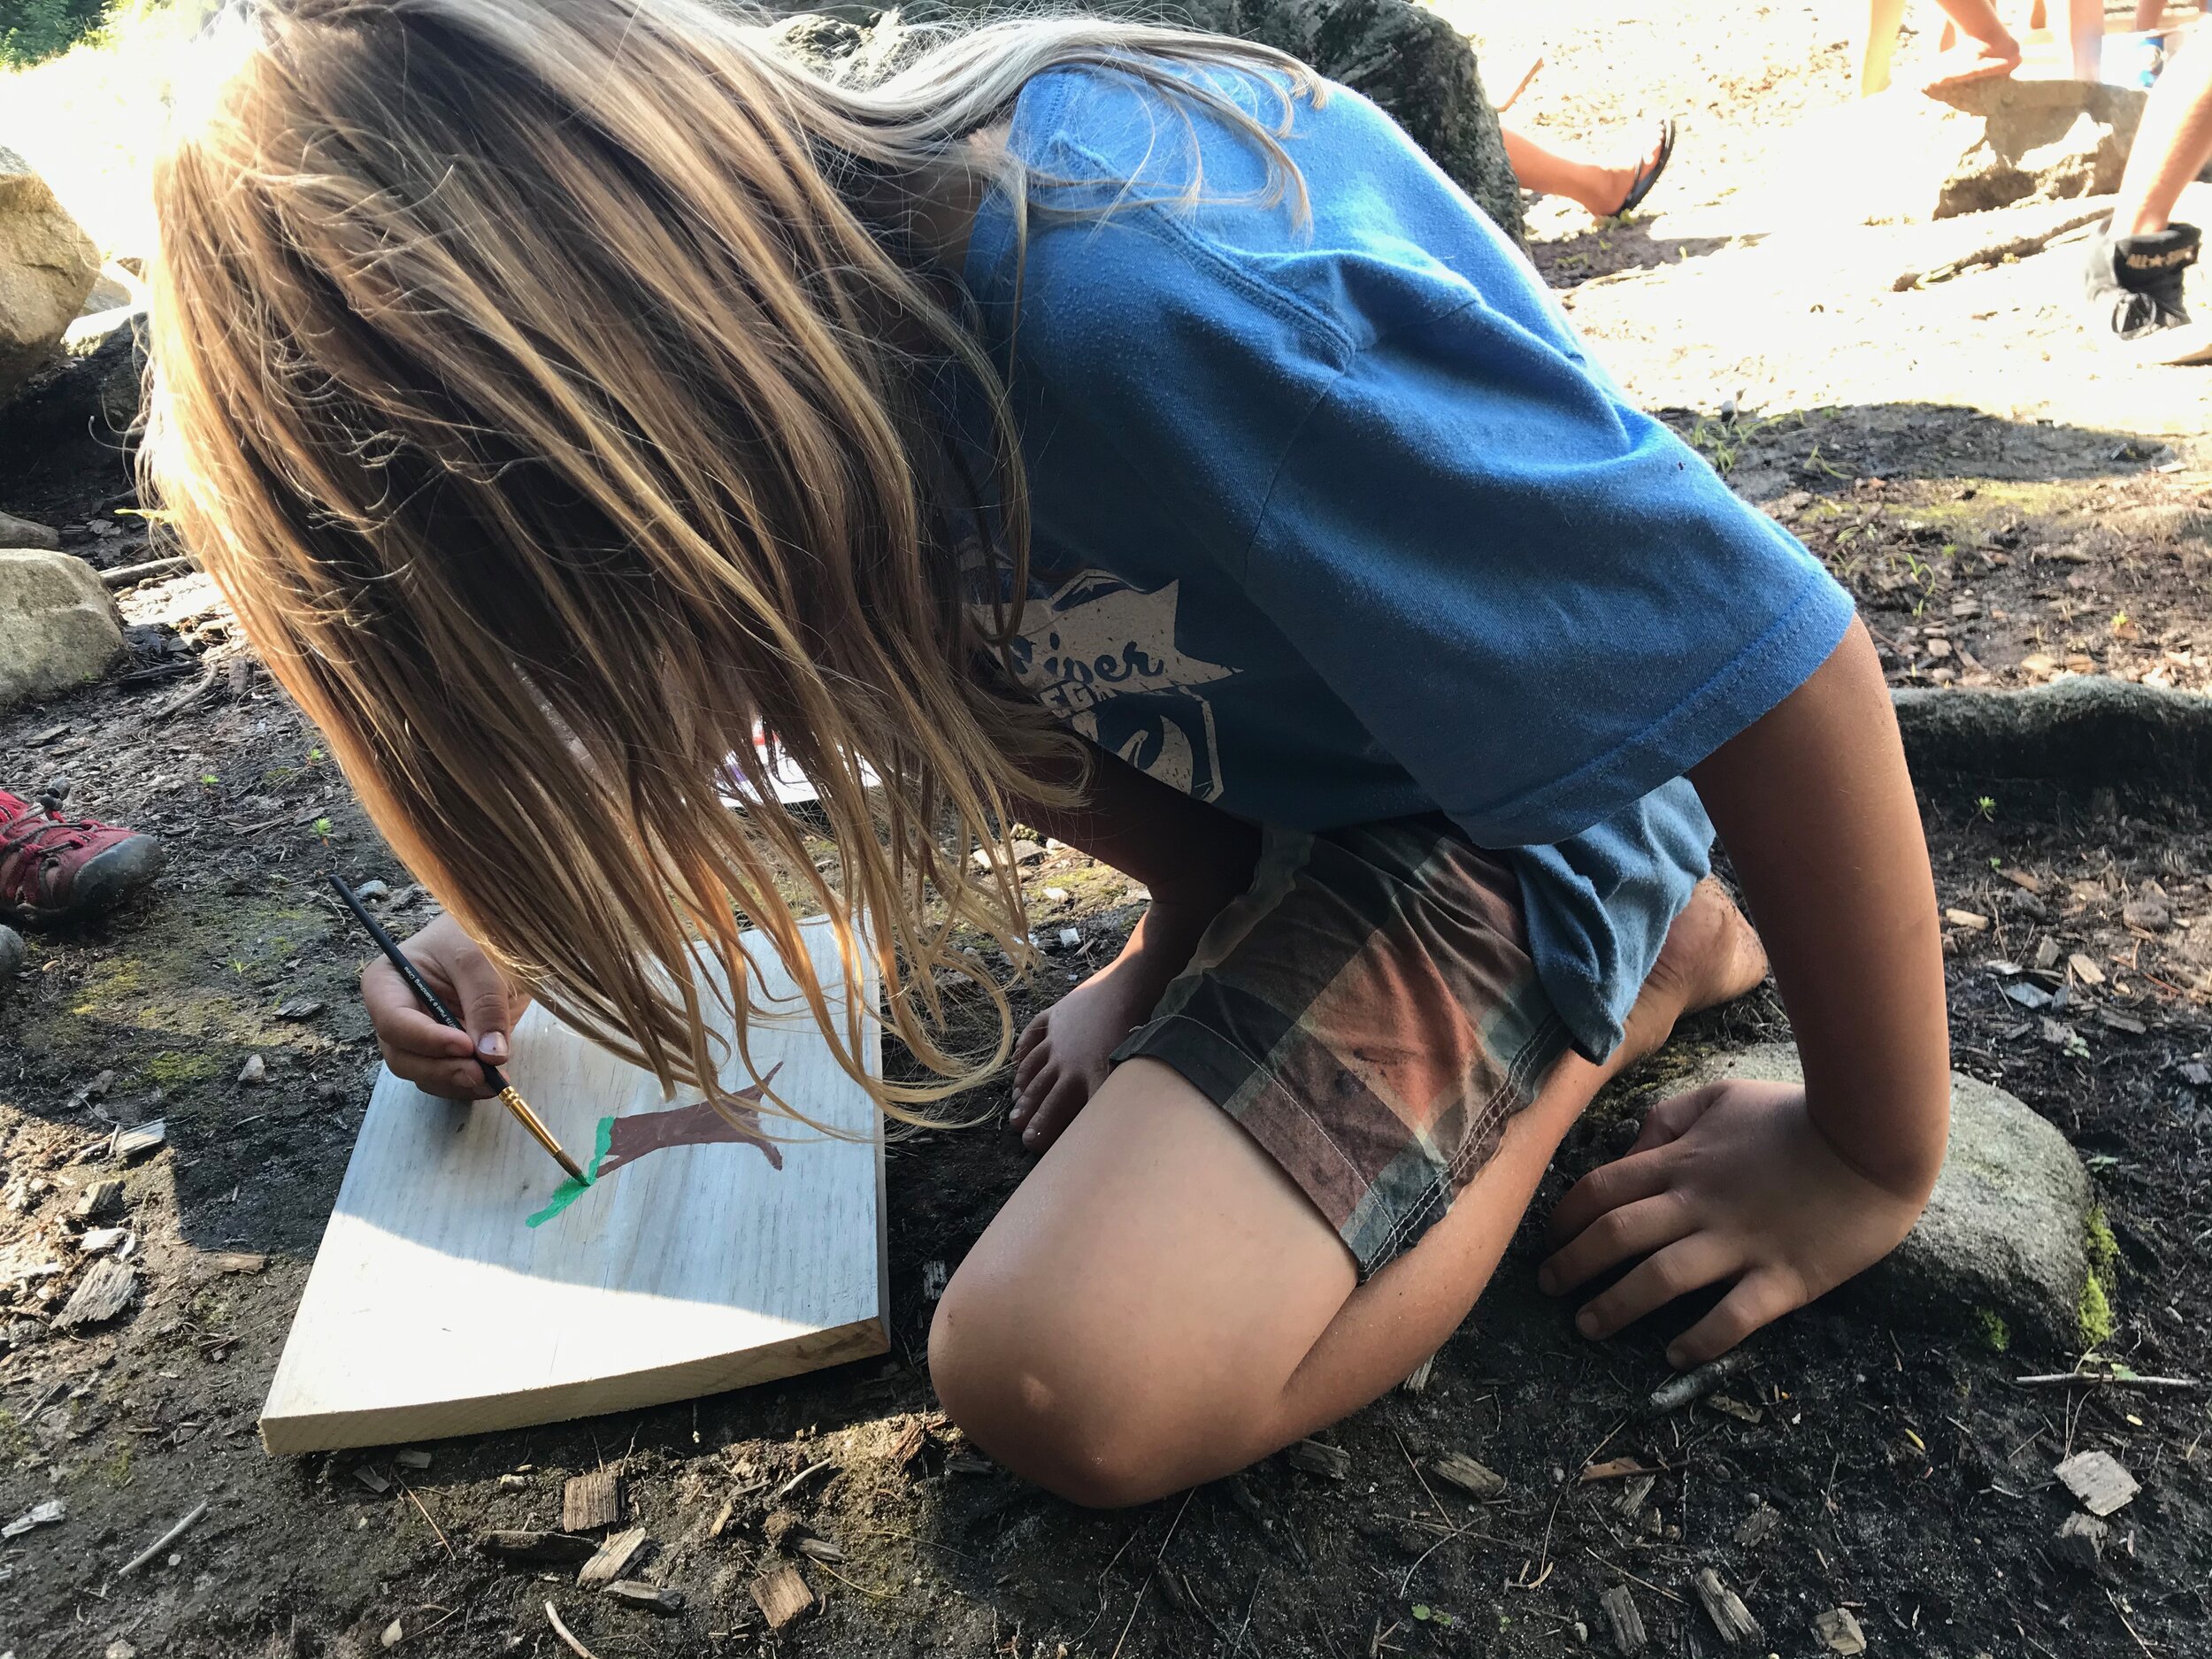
[260,915,886,1453]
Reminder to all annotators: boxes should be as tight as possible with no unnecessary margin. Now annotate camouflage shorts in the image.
[1111,817,1569,1278]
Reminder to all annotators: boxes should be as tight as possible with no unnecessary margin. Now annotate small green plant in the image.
[1970,1309,2010,1353]
[0,1408,28,1461]
[1410,1605,1456,1626]
[1976,795,1996,820]
[100,1442,133,1488]
[311,816,333,840]
[199,772,218,787]
[305,747,325,764]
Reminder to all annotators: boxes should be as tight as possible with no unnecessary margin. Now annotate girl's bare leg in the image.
[1502,126,1670,220]
[931,883,1765,1508]
[1860,0,1910,95]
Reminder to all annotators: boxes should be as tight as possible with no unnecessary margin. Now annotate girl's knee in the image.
[928,1263,1194,1509]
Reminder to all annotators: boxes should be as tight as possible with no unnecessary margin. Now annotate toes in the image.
[1014,1009,1050,1066]
[1014,1033,1053,1094]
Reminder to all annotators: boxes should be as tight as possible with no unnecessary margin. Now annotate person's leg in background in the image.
[2085,33,2212,351]
[1502,122,1676,220]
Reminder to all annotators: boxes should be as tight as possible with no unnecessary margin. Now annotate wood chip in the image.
[2000,868,2044,894]
[2069,952,2107,987]
[205,1251,267,1275]
[888,1414,927,1468]
[1816,1606,1868,1655]
[1615,1474,1657,1518]
[602,1580,686,1615]
[1733,1502,1782,1547]
[1691,1567,1761,1645]
[56,1259,137,1330]
[112,1120,165,1162]
[1428,1451,1506,1499]
[576,1525,650,1588]
[2,1499,65,1539]
[749,1561,814,1630]
[479,1530,599,1567]
[2055,1449,2139,1516]
[274,996,326,1020]
[1945,908,1991,932]
[354,1464,391,1494]
[393,1448,432,1471]
[73,1179,124,1223]
[2051,1511,2109,1573]
[1400,1351,1438,1394]
[1707,1394,1763,1425]
[563,1469,623,1532]
[1285,1439,1350,1480]
[1581,1456,1668,1483]
[1599,1584,1647,1656]
[2033,936,2063,970]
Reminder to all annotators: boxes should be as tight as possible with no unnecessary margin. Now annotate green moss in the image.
[2079,1272,2116,1349]
[99,1443,132,1488]
[0,1409,27,1461]
[1970,1309,2010,1354]
[142,1049,219,1087]
[2079,1205,2121,1350]
[2085,1205,2120,1284]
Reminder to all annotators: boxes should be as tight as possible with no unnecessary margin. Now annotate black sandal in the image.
[1609,119,1677,218]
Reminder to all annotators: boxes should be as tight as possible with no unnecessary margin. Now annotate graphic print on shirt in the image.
[1001,571,1236,802]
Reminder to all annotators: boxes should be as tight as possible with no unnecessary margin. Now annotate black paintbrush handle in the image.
[326,872,508,1092]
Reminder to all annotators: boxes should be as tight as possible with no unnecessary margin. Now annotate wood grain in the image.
[259,916,886,1453]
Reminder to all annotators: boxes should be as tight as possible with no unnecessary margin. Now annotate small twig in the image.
[1110,1488,1194,1659]
[1584,1548,1686,1605]
[2016,1372,2203,1391]
[2107,1588,2159,1657]
[811,1560,897,1600]
[396,1477,452,1557]
[544,1601,600,1659]
[116,1499,211,1577]
[768,1455,839,1504]
[1392,1430,1450,1525]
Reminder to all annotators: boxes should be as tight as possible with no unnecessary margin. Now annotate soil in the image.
[8,4,2212,1657]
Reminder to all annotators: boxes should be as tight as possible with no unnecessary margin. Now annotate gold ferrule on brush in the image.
[500,1086,586,1181]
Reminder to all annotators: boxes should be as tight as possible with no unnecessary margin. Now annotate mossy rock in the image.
[1670,1044,2095,1353]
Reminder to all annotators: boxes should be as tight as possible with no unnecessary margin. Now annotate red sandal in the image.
[0,789,166,926]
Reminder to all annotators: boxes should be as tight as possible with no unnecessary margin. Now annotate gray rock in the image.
[1786,78,2144,224]
[0,148,98,401]
[0,509,60,550]
[0,924,22,981]
[766,2,1521,241]
[0,548,125,712]
[0,303,146,457]
[1671,1044,2093,1350]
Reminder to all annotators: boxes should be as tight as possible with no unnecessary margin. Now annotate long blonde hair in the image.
[144,0,1313,1125]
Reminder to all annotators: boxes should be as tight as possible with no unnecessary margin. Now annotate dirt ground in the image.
[8,3,2212,1655]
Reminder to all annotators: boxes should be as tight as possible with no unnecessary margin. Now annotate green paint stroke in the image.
[524,1115,618,1228]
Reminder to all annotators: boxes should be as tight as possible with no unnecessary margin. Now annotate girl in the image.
[148,0,1949,1508]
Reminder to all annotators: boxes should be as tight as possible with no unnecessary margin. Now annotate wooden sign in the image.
[260,916,887,1453]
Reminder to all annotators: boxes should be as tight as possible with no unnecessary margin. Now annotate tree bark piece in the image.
[1599,1585,1647,1655]
[563,1470,622,1532]
[575,1526,650,1589]
[1429,1451,1506,1498]
[2055,1449,2139,1516]
[1691,1567,1761,1646]
[56,1259,136,1331]
[749,1562,813,1630]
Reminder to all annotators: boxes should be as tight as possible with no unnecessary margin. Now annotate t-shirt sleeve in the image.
[1242,293,1856,849]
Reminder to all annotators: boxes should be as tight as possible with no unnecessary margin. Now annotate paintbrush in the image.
[326,872,585,1181]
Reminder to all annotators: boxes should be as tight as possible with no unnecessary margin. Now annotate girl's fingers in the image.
[1546,1147,1676,1248]
[1020,1073,1089,1152]
[378,1042,498,1101]
[1574,1233,1738,1340]
[1666,1266,1804,1369]
[360,959,475,1060]
[1540,1189,1694,1294]
[1626,1082,1724,1156]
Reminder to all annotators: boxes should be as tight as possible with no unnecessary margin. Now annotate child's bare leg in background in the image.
[933,879,1766,1508]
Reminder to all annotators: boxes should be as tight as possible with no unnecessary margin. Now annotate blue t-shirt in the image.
[960,61,1855,1059]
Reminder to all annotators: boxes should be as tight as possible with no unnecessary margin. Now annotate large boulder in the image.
[0,147,99,402]
[1670,1044,2098,1352]
[0,549,124,710]
[768,3,1522,242]
[1786,78,2145,224]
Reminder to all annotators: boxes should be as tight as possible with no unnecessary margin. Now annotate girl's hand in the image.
[358,912,533,1101]
[1538,1079,1930,1369]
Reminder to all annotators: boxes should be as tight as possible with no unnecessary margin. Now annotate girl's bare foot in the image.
[1578,122,1675,219]
[1010,899,1217,1152]
[1617,878,1771,1067]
